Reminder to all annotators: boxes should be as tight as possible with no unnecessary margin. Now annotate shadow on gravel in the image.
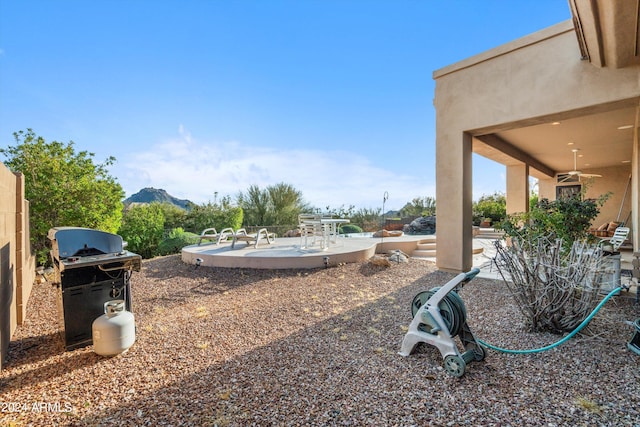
[79,268,638,426]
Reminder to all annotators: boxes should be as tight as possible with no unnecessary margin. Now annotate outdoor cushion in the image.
[596,222,609,231]
[607,222,620,233]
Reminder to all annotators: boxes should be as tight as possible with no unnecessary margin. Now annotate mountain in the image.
[124,188,193,210]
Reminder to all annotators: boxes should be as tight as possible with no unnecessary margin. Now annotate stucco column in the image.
[436,132,473,272]
[506,164,530,215]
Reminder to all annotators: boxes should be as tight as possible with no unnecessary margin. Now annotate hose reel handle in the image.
[463,268,480,282]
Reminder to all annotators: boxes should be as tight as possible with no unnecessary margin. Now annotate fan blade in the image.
[579,173,602,178]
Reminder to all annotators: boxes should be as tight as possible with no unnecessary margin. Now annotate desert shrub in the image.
[494,193,612,333]
[340,224,363,234]
[157,228,199,256]
[494,237,605,333]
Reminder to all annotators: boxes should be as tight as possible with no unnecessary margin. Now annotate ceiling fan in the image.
[558,149,602,182]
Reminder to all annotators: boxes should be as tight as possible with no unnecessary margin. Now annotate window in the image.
[556,184,581,200]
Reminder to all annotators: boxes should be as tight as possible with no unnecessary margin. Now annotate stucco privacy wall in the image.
[0,161,35,369]
[433,21,640,272]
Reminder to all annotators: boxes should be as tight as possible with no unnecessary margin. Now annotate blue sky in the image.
[0,1,571,211]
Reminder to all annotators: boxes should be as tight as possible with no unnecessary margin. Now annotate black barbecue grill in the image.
[48,227,141,350]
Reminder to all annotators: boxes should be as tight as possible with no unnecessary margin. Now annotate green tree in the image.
[349,207,382,231]
[472,192,506,225]
[399,197,436,218]
[156,202,188,230]
[325,204,356,219]
[237,185,270,225]
[237,182,308,226]
[184,196,243,233]
[118,203,165,259]
[0,129,124,265]
[267,182,307,226]
[529,190,539,212]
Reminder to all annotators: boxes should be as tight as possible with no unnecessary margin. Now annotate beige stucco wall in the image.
[434,21,640,272]
[0,162,36,369]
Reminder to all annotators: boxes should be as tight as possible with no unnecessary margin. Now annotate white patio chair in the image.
[298,214,329,249]
[603,226,629,253]
[299,221,327,249]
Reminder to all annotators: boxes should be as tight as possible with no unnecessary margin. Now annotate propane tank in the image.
[92,300,135,356]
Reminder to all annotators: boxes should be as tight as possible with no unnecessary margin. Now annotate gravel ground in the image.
[1,254,639,426]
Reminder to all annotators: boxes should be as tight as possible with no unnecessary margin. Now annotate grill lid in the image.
[48,227,124,259]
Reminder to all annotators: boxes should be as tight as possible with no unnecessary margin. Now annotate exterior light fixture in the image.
[618,125,633,130]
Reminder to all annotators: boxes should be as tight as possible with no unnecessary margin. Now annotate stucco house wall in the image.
[433,21,640,272]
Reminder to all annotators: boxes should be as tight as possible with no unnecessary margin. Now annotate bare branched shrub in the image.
[493,236,606,334]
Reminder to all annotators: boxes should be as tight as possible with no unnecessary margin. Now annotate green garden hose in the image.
[477,287,623,354]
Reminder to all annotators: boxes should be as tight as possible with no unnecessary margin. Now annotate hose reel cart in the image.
[399,268,485,377]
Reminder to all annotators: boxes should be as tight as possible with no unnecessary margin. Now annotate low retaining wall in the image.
[0,163,36,369]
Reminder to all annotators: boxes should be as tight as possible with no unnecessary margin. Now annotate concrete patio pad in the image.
[182,235,432,269]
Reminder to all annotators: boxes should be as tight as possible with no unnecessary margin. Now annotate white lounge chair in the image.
[231,228,276,249]
[197,227,235,246]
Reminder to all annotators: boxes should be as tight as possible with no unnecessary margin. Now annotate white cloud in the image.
[116,130,435,211]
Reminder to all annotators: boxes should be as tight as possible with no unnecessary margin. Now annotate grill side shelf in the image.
[57,253,141,272]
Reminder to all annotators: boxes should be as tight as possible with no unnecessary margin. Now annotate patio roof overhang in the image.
[472,100,637,180]
[469,0,640,180]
